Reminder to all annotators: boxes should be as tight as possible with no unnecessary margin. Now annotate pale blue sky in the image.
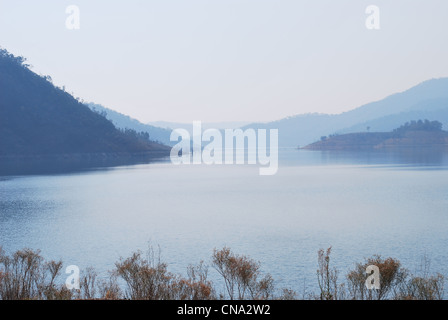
[1,0,448,123]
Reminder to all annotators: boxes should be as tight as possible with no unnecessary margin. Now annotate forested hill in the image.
[0,48,170,157]
[303,120,448,150]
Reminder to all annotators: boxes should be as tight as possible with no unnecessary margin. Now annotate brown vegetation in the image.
[0,245,445,300]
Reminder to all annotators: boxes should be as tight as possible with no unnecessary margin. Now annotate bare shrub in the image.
[0,247,45,300]
[397,256,446,300]
[0,247,72,300]
[113,247,217,300]
[278,288,298,300]
[184,261,216,300]
[401,274,445,300]
[97,272,123,300]
[158,261,216,300]
[316,247,345,300]
[40,260,74,300]
[0,245,446,301]
[74,266,98,300]
[114,247,174,300]
[346,255,407,300]
[211,247,274,300]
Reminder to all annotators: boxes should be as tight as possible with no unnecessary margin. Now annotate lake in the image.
[1,148,448,297]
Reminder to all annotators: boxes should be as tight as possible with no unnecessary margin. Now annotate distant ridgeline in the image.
[87,102,175,147]
[0,48,170,173]
[303,120,448,150]
[242,77,448,148]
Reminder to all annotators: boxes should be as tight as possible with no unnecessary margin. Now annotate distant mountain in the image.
[86,103,175,147]
[84,105,251,148]
[0,48,170,160]
[335,97,448,134]
[303,120,448,150]
[242,78,448,148]
[148,121,251,131]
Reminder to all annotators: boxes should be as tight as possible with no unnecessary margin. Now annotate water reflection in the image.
[279,148,448,168]
[0,154,171,176]
[2,148,448,177]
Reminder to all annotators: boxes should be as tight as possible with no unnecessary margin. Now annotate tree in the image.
[393,119,443,134]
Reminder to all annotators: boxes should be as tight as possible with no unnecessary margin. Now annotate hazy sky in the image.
[1,0,448,123]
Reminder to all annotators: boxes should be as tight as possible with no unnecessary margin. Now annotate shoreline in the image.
[0,151,171,176]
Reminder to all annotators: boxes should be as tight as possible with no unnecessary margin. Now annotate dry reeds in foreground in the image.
[0,245,445,300]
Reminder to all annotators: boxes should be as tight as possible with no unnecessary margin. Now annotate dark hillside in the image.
[0,48,170,157]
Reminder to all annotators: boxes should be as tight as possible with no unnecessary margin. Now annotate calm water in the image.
[1,149,448,295]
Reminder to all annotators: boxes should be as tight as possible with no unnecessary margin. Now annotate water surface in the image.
[1,149,447,295]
